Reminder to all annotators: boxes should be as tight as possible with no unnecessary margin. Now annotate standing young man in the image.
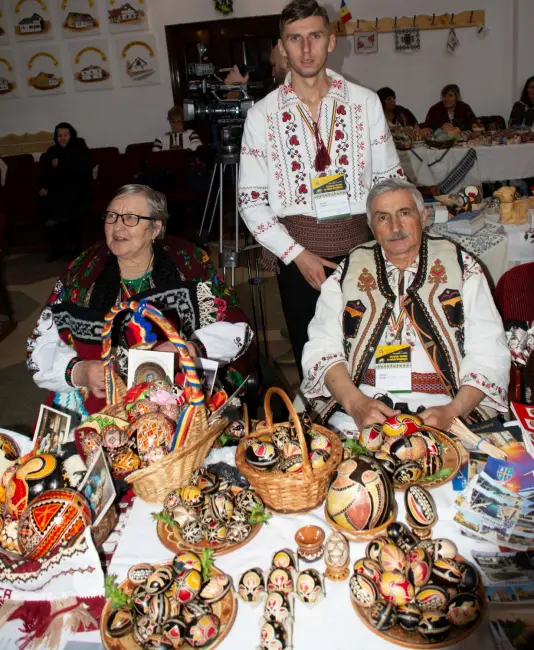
[238,0,403,378]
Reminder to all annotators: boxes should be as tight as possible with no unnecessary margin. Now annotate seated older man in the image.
[299,178,510,435]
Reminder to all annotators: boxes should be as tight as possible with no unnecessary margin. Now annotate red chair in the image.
[125,142,153,172]
[2,155,41,251]
[0,212,16,340]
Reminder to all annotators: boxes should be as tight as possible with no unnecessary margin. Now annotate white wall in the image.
[0,0,528,150]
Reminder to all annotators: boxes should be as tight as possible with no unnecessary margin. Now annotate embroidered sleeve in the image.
[152,134,166,152]
[238,113,304,264]
[368,92,405,184]
[461,251,484,281]
[193,322,253,366]
[187,130,202,151]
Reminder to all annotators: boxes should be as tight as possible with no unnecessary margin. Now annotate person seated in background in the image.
[299,178,510,435]
[38,122,92,262]
[152,106,202,152]
[509,76,534,128]
[424,84,477,132]
[270,43,289,87]
[377,87,418,128]
[27,184,254,419]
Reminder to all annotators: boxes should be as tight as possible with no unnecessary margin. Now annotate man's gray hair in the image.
[366,178,425,227]
[112,184,169,238]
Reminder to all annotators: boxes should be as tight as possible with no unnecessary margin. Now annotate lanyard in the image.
[296,100,337,172]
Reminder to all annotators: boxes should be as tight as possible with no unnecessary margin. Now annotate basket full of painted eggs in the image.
[349,520,485,648]
[235,388,343,513]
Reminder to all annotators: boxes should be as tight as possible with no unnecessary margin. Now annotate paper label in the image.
[311,173,351,221]
[375,344,412,392]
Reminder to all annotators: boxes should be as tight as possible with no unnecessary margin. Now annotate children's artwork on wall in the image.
[11,0,53,41]
[354,31,378,54]
[59,0,100,37]
[69,38,111,90]
[116,33,159,87]
[0,49,18,97]
[0,0,11,44]
[107,0,146,33]
[23,43,64,94]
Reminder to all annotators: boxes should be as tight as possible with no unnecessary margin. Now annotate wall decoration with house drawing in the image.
[23,44,64,94]
[0,51,18,97]
[117,34,159,87]
[0,0,11,44]
[11,0,53,40]
[70,39,112,91]
[107,0,146,33]
[60,0,101,37]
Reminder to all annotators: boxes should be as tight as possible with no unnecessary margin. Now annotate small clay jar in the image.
[294,525,325,563]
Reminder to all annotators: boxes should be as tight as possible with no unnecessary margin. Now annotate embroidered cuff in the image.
[302,353,347,399]
[65,356,82,388]
[460,371,509,412]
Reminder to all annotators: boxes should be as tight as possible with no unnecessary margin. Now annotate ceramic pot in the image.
[294,525,325,563]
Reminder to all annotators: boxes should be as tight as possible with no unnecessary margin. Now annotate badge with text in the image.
[375,344,412,393]
[311,173,351,221]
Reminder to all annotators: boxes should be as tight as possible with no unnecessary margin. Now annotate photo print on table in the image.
[69,38,112,91]
[33,404,72,455]
[59,0,101,37]
[79,446,116,526]
[11,0,53,41]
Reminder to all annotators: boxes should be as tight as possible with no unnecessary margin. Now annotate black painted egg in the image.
[267,567,294,595]
[407,548,432,587]
[184,613,220,647]
[418,430,443,456]
[272,548,298,570]
[128,563,154,585]
[397,604,421,631]
[393,461,423,485]
[145,632,176,650]
[349,573,379,608]
[296,568,324,604]
[415,585,449,611]
[238,568,265,603]
[203,518,227,546]
[369,601,398,631]
[259,620,287,650]
[447,592,481,627]
[390,434,427,463]
[433,538,458,560]
[106,607,134,638]
[309,449,330,470]
[366,535,389,562]
[418,610,451,642]
[180,485,205,509]
[181,520,205,544]
[405,485,437,527]
[133,615,158,646]
[279,454,303,473]
[271,426,293,450]
[380,543,407,573]
[146,566,175,595]
[199,573,231,603]
[353,558,382,584]
[419,452,443,477]
[227,521,252,544]
[373,452,397,478]
[196,471,220,495]
[386,521,410,542]
[132,585,151,616]
[458,562,480,592]
[161,618,187,648]
[245,441,279,470]
[147,591,172,625]
[234,489,263,514]
[182,600,213,625]
[208,492,234,522]
[163,490,182,512]
[173,569,202,605]
[380,571,415,606]
[414,539,435,559]
[397,533,418,554]
[432,558,463,587]
[264,590,292,623]
[173,552,201,575]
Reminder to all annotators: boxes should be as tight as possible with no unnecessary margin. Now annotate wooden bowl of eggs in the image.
[349,521,486,648]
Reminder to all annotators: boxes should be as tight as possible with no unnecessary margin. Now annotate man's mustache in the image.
[386,231,409,242]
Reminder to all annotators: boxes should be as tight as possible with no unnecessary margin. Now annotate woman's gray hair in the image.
[366,178,425,227]
[112,184,169,238]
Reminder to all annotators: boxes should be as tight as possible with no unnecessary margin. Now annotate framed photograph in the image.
[127,348,174,388]
[79,447,116,526]
[33,404,72,454]
[354,31,377,54]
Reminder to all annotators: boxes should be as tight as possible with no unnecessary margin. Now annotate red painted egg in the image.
[380,570,415,606]
[382,414,423,437]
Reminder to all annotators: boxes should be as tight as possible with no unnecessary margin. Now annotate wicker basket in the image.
[235,387,343,513]
[424,136,456,150]
[100,299,228,503]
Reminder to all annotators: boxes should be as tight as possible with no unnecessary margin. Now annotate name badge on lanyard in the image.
[375,344,412,393]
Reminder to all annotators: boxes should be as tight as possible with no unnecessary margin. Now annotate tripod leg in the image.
[198,163,218,237]
[232,161,240,288]
[220,163,225,280]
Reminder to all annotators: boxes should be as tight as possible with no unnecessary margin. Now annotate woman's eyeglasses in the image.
[103,211,157,227]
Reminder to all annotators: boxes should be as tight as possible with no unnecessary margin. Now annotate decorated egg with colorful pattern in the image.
[296,569,324,604]
[279,454,303,473]
[414,539,435,558]
[267,567,294,595]
[407,548,432,587]
[380,543,407,574]
[390,434,428,463]
[366,535,389,563]
[397,604,421,631]
[272,548,298,571]
[173,552,201,575]
[433,538,458,560]
[145,566,175,595]
[0,515,20,553]
[164,489,182,512]
[132,412,175,456]
[111,449,141,475]
[264,591,292,623]
[161,618,186,648]
[172,506,199,529]
[227,521,251,544]
[132,586,151,616]
[0,434,20,464]
[397,533,418,554]
[310,433,332,453]
[133,615,158,646]
[393,461,423,485]
[208,492,234,523]
[447,592,481,627]
[373,452,397,478]
[106,607,134,638]
[199,573,231,603]
[418,429,443,456]
[419,452,444,477]
[147,591,172,625]
[128,398,159,423]
[102,425,129,452]
[380,571,415,606]
[432,558,463,587]
[369,601,398,631]
[349,573,379,608]
[173,569,202,605]
[181,600,212,625]
[238,568,265,603]
[458,562,480,592]
[203,518,227,546]
[282,441,301,459]
[405,485,437,527]
[196,471,220,495]
[309,449,330,470]
[353,558,382,584]
[234,489,263,514]
[359,424,384,452]
[415,585,449,611]
[128,563,154,585]
[382,414,423,437]
[181,520,205,544]
[184,613,220,647]
[259,620,287,650]
[324,531,349,568]
[180,485,204,509]
[386,521,409,542]
[418,611,451,642]
[271,426,293,451]
[245,441,279,470]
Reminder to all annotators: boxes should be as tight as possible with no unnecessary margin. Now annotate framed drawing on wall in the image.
[107,0,147,33]
[59,0,101,38]
[0,0,11,44]
[0,49,19,97]
[69,38,112,91]
[11,0,53,41]
[23,43,64,95]
[116,33,159,87]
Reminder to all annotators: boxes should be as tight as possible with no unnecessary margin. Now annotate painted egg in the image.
[128,563,154,585]
[419,452,444,477]
[369,601,398,631]
[458,562,480,592]
[267,567,294,595]
[227,521,252,544]
[382,414,423,437]
[380,571,415,606]
[181,600,212,625]
[271,426,293,450]
[380,437,397,454]
[407,548,432,587]
[106,607,134,638]
[264,590,292,623]
[373,452,397,478]
[147,591,172,625]
[447,592,481,627]
[238,568,265,603]
[393,461,423,485]
[282,441,301,458]
[353,558,382,584]
[359,424,384,452]
[133,412,175,455]
[418,610,451,643]
[272,548,298,570]
[415,585,449,611]
[433,538,458,560]
[17,488,91,560]
[259,620,287,650]
[349,573,379,608]
[405,485,437,527]
[208,492,234,522]
[310,433,332,453]
[245,441,279,470]
[173,552,202,575]
[172,506,199,529]
[390,434,427,463]
[159,403,180,424]
[184,613,220,647]
[366,535,389,563]
[145,447,167,466]
[76,429,103,464]
[161,618,186,648]
[309,449,330,470]
[234,489,263,514]
[180,485,204,509]
[199,573,231,603]
[0,433,20,462]
[279,454,303,473]
[164,489,182,512]
[133,615,158,646]
[414,539,435,558]
[296,569,324,604]
[324,532,349,568]
[385,521,408,542]
[0,516,20,553]
[146,566,175,595]
[173,569,202,605]
[432,558,463,587]
[132,585,151,616]
[326,457,393,532]
[102,425,128,452]
[418,430,443,456]
[380,543,407,573]
[397,533,418,554]
[203,518,227,546]
[111,449,141,475]
[230,507,248,524]
[196,471,220,495]
[397,604,421,631]
[128,398,160,423]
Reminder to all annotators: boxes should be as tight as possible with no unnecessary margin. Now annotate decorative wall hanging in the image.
[0,0,11,44]
[69,38,112,91]
[11,0,53,40]
[354,31,377,54]
[0,49,18,97]
[336,11,485,36]
[23,43,64,94]
[59,0,100,37]
[116,33,159,87]
[446,28,460,53]
[395,27,420,52]
[107,0,146,33]
[214,0,233,15]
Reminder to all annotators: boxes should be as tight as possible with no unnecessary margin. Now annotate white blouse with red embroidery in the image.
[238,69,404,264]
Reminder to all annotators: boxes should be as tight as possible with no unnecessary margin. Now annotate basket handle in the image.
[101,299,205,407]
[263,387,312,478]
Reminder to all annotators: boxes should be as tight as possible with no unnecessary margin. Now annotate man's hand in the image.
[294,249,337,291]
[346,393,400,432]
[72,360,106,399]
[419,404,457,431]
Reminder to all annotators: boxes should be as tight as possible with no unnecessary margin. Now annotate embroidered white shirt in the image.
[238,69,403,264]
[152,129,202,152]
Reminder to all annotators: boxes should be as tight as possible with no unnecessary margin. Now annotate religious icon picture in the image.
[33,404,72,455]
[354,31,378,54]
[69,39,112,91]
[0,50,18,97]
[79,447,116,526]
[60,0,101,37]
[107,0,147,33]
[11,0,53,40]
[127,348,174,388]
[116,33,160,87]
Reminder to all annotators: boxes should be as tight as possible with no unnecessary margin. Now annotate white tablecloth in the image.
[400,144,534,191]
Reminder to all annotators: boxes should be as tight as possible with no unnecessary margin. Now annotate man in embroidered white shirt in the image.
[300,178,510,434]
[238,0,403,378]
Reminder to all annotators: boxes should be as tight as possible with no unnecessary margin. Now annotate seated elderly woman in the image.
[27,184,254,418]
[424,84,477,132]
[377,87,418,128]
[299,178,510,435]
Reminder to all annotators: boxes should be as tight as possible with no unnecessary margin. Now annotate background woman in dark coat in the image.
[424,84,477,132]
[509,76,534,128]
